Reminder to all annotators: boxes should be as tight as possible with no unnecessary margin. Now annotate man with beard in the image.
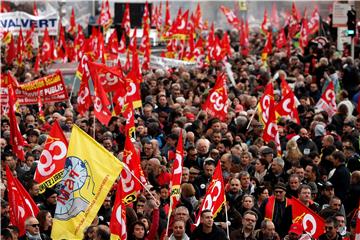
[230,210,258,240]
[296,128,318,156]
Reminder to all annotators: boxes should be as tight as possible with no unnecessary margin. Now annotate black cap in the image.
[274,182,287,191]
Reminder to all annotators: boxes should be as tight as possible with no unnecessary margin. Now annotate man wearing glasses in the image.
[318,216,343,240]
[19,216,42,240]
[259,182,292,238]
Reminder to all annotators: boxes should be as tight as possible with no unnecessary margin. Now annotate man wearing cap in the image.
[259,182,292,238]
[260,147,274,165]
[283,222,305,240]
[317,181,335,208]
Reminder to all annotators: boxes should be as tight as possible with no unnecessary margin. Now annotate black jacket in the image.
[328,163,351,202]
[190,224,228,240]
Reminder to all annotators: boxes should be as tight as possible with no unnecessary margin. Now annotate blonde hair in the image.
[286,140,303,163]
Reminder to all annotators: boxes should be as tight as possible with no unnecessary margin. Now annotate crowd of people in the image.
[2,7,360,240]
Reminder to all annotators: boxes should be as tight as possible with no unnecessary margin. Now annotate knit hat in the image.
[43,188,57,200]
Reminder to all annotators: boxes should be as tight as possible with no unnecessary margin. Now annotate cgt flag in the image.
[195,161,225,225]
[292,197,325,239]
[34,121,68,194]
[202,73,228,121]
[51,125,123,239]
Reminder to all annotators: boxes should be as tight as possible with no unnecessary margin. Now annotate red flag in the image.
[124,50,131,72]
[6,166,39,236]
[118,33,127,54]
[271,3,280,31]
[129,28,137,52]
[299,11,310,53]
[262,87,281,154]
[41,28,51,63]
[74,25,85,61]
[34,121,68,193]
[24,25,34,60]
[220,5,241,29]
[315,82,337,118]
[110,179,127,240]
[208,36,224,62]
[195,161,225,225]
[292,197,325,239]
[142,1,150,29]
[308,7,320,35]
[6,33,16,64]
[169,131,183,214]
[275,92,300,124]
[8,84,26,161]
[17,28,25,65]
[124,48,142,108]
[155,2,163,33]
[76,56,92,115]
[151,4,158,28]
[276,28,287,49]
[107,29,119,59]
[33,1,38,16]
[221,32,232,58]
[288,3,301,38]
[87,61,112,125]
[164,0,171,30]
[258,82,274,126]
[33,52,40,74]
[261,8,270,34]
[122,3,131,37]
[262,31,272,54]
[192,3,205,30]
[202,73,228,121]
[57,25,68,61]
[90,62,124,92]
[98,0,113,32]
[168,10,189,39]
[193,37,204,63]
[68,8,76,35]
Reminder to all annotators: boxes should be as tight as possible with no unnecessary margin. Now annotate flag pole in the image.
[246,104,258,130]
[68,76,77,109]
[165,206,172,237]
[224,203,230,239]
[93,114,96,139]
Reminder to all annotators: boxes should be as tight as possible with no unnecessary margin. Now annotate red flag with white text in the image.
[315,82,337,118]
[220,5,241,29]
[122,3,131,37]
[34,121,68,193]
[202,73,228,121]
[169,131,183,214]
[292,197,325,239]
[110,179,127,240]
[195,161,225,225]
[87,61,112,125]
[6,166,39,236]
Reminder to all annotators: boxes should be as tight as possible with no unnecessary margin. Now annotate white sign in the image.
[332,3,350,27]
[0,11,59,36]
[337,27,351,51]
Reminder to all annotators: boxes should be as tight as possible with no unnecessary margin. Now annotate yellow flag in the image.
[51,125,123,239]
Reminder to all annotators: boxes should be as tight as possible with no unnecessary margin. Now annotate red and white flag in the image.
[275,91,300,124]
[355,201,360,240]
[315,82,337,118]
[168,10,189,39]
[261,8,270,34]
[308,7,320,35]
[68,8,76,35]
[34,121,68,193]
[6,166,39,236]
[195,161,225,225]
[292,197,325,239]
[41,28,52,63]
[110,179,127,240]
[76,55,92,115]
[122,3,131,37]
[271,3,280,31]
[276,28,287,49]
[169,131,184,214]
[87,61,112,125]
[220,5,241,29]
[299,12,310,53]
[164,0,171,30]
[202,73,228,121]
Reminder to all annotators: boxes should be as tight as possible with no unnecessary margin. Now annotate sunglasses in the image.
[325,226,334,230]
[274,190,284,194]
[29,224,40,228]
